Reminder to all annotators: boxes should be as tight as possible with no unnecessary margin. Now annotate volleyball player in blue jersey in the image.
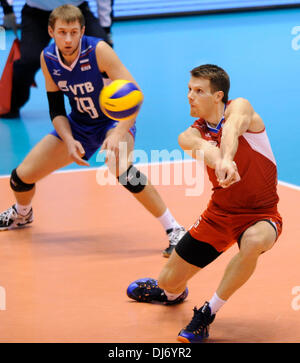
[0,0,113,118]
[0,4,185,256]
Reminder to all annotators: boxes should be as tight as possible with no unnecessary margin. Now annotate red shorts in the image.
[189,201,283,253]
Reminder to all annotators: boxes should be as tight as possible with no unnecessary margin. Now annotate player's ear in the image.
[48,25,54,38]
[214,90,224,103]
[81,26,85,37]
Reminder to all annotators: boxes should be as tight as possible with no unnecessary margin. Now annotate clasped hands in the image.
[215,158,241,188]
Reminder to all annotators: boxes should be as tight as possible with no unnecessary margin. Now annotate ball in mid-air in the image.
[100,79,143,121]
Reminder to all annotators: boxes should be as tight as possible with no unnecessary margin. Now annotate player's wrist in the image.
[212,158,221,170]
[113,124,132,137]
[221,154,234,164]
[63,134,76,146]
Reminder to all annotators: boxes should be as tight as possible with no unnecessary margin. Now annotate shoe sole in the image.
[177,336,191,343]
[177,334,209,343]
[162,251,171,258]
[0,220,33,231]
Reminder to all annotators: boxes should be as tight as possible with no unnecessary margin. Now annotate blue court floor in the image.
[0,8,299,186]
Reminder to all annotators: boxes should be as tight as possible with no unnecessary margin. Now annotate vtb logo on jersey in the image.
[80,59,91,71]
[57,80,95,95]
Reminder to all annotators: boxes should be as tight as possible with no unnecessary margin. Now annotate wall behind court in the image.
[1,0,300,24]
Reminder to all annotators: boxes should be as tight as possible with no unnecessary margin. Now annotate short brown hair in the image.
[190,64,230,104]
[48,4,85,29]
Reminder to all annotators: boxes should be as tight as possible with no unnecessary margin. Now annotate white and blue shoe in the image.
[0,205,33,231]
[163,226,186,257]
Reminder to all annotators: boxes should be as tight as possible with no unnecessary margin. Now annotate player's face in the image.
[49,20,85,58]
[188,77,222,118]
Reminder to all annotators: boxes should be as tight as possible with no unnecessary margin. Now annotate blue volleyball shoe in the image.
[127,278,188,305]
[177,302,215,343]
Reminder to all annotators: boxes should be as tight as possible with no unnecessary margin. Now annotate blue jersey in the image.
[43,35,110,127]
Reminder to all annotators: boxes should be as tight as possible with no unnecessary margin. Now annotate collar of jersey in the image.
[55,38,82,72]
[205,105,226,134]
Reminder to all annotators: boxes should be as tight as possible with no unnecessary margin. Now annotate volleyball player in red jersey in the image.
[127,64,282,343]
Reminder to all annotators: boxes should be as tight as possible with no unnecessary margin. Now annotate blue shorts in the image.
[50,115,137,160]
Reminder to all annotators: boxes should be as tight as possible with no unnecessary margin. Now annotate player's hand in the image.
[67,139,89,166]
[3,13,18,37]
[215,159,240,188]
[100,130,127,164]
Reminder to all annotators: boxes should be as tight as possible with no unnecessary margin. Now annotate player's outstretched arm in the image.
[95,41,142,132]
[178,127,221,169]
[40,52,89,166]
[96,41,142,160]
[220,98,255,161]
[216,98,264,188]
[95,41,138,84]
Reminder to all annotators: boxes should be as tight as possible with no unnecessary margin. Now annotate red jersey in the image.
[191,114,279,214]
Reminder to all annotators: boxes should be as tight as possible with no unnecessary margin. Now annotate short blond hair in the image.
[48,4,85,29]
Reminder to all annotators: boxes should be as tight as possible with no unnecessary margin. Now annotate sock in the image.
[157,208,181,232]
[208,293,226,315]
[164,290,183,301]
[15,203,32,216]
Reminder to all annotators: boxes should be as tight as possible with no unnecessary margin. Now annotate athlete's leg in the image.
[11,5,50,114]
[104,128,185,255]
[127,249,194,305]
[0,134,74,230]
[177,220,278,343]
[127,231,222,303]
[104,128,184,219]
[158,250,201,294]
[104,129,167,217]
[216,220,277,301]
[158,230,223,293]
[13,134,73,205]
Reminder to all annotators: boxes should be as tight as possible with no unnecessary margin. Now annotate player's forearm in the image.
[219,126,239,161]
[52,116,74,144]
[179,135,221,169]
[220,99,253,160]
[113,118,135,135]
[193,141,221,169]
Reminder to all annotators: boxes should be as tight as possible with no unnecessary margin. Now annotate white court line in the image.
[0,159,299,191]
[278,180,300,191]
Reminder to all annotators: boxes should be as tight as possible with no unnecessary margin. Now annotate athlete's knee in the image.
[10,168,35,192]
[117,165,147,194]
[239,226,275,256]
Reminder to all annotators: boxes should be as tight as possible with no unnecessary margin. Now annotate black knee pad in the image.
[10,169,35,192]
[117,165,147,194]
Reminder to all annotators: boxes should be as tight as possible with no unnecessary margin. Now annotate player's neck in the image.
[205,102,225,127]
[60,50,80,66]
